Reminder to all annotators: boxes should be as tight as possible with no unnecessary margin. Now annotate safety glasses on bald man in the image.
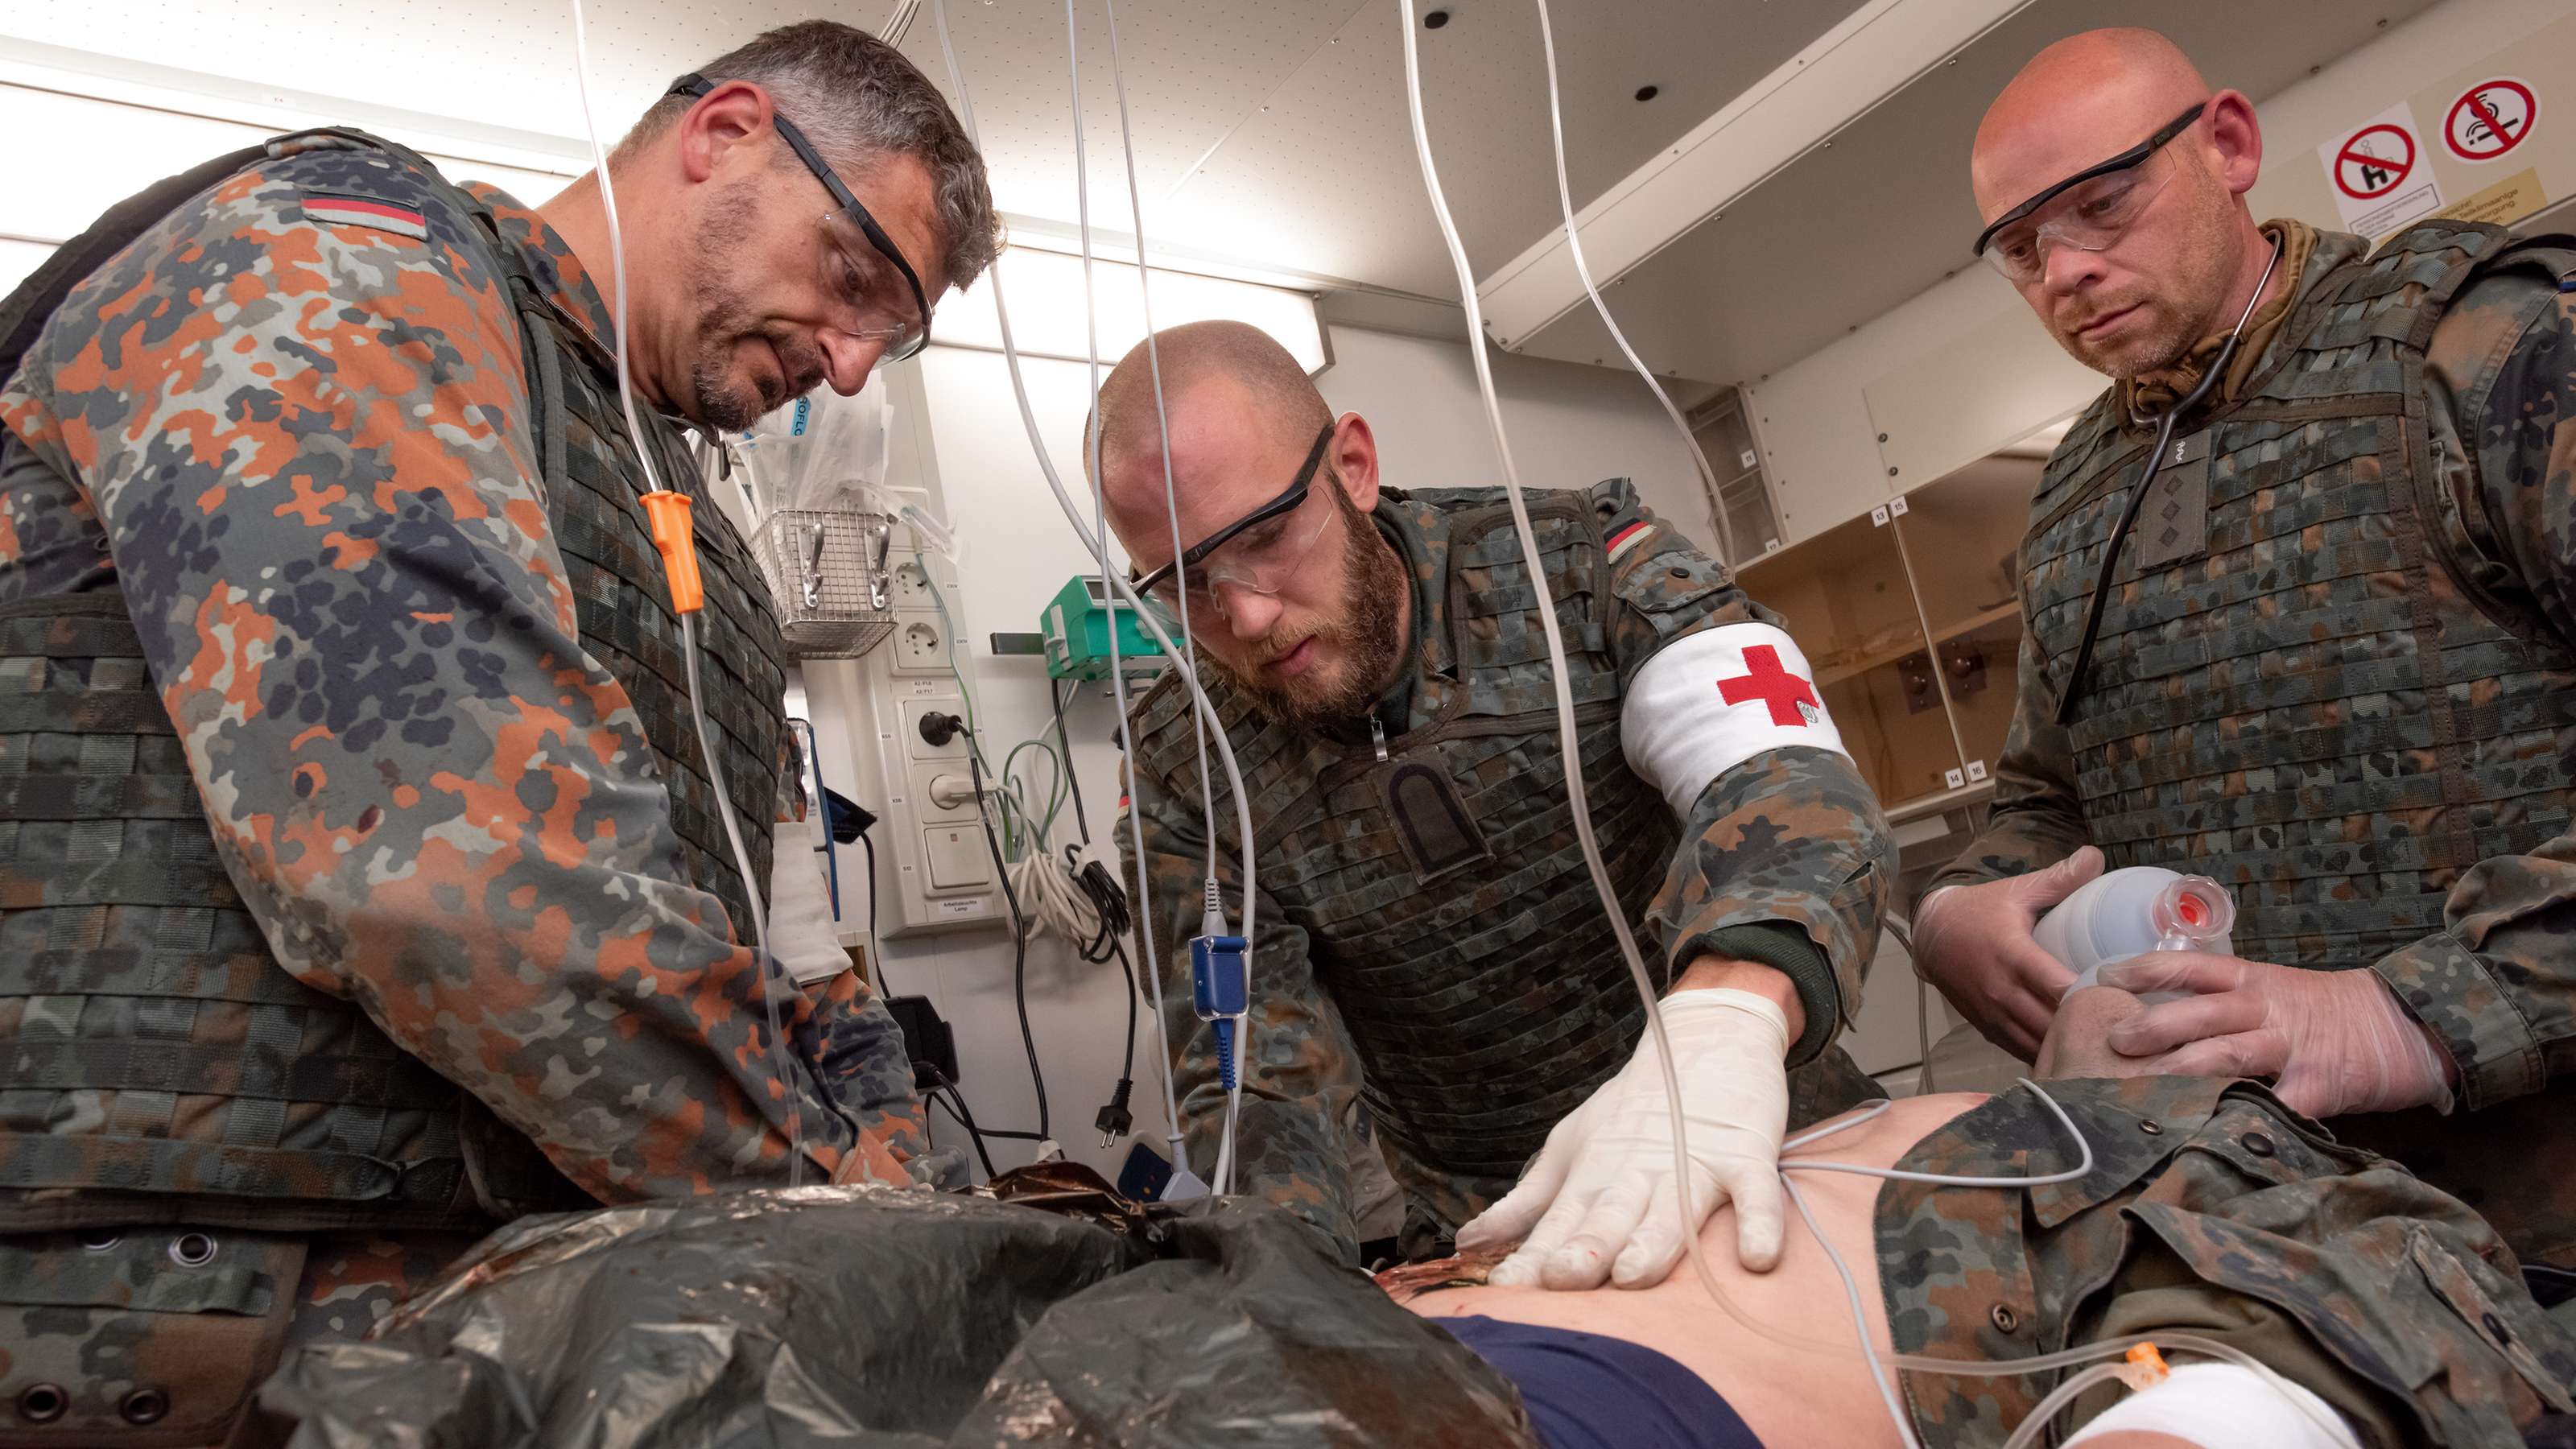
[1972,101,2207,286]
[1131,423,1337,621]
[669,72,935,361]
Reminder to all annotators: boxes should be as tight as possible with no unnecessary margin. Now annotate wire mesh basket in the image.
[750,508,895,658]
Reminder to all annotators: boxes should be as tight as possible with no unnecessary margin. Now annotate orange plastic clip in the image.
[640,490,704,614]
[2124,1342,2170,1385]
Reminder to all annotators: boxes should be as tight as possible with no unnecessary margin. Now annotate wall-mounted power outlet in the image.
[890,615,947,677]
[889,557,938,609]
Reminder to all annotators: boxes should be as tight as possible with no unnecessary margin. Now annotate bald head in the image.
[1093,320,1329,486]
[1973,28,2210,223]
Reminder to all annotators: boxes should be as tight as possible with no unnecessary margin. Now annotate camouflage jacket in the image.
[1121,481,1895,1245]
[1884,1075,2576,1447]
[1926,229,2576,1253]
[0,133,925,1203]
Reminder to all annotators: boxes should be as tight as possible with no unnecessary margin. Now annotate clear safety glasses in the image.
[1972,101,2206,286]
[1132,423,1339,619]
[668,73,935,361]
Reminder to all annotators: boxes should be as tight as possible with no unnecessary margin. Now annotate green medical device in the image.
[1041,576,1166,681]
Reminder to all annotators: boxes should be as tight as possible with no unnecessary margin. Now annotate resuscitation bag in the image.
[241,1164,1539,1448]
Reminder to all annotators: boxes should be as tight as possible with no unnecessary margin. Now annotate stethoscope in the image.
[2050,235,2285,724]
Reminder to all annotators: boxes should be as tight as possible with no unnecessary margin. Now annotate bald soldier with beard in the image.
[1096,320,1898,1283]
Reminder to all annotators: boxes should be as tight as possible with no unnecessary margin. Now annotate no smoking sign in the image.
[2446,78,2537,162]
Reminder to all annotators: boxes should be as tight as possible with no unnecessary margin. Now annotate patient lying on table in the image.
[1385,986,2575,1449]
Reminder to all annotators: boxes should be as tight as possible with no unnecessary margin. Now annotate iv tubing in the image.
[1530,0,1736,564]
[1398,4,2332,1442]
[931,0,1259,1191]
[568,0,804,1186]
[1101,0,1232,1176]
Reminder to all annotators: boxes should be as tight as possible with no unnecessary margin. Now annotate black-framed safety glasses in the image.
[1131,423,1338,605]
[1971,101,2208,280]
[668,72,935,361]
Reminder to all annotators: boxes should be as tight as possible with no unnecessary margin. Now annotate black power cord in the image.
[923,709,1052,1146]
[1045,680,1140,1147]
[1049,676,1094,844]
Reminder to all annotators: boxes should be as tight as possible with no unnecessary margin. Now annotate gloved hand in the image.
[1910,847,2105,1059]
[1455,988,1788,1290]
[2098,952,2458,1117]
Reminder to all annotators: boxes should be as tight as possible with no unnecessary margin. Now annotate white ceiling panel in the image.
[1509,0,2446,386]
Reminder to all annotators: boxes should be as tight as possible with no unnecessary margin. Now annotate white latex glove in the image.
[1455,988,1788,1290]
[2099,952,2458,1117]
[1911,847,2105,1059]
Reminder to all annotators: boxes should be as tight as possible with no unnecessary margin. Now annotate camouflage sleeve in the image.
[0,147,873,1199]
[1115,750,1367,1249]
[1593,481,1899,1067]
[1918,628,2091,902]
[2384,270,2576,1110]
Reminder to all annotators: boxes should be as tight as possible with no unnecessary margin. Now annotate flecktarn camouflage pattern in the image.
[1932,218,2576,1271]
[1121,480,1896,1249]
[0,130,926,1438]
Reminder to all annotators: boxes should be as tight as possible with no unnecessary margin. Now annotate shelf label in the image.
[1965,760,1988,782]
[1869,505,1890,527]
[1943,767,1966,790]
[1888,496,1909,518]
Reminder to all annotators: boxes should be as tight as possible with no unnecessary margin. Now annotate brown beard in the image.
[1223,481,1409,730]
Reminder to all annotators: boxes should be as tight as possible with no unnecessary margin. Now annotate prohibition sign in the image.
[2446,79,2537,162]
[2334,123,2415,199]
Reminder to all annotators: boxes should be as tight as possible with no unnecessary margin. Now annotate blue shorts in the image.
[1438,1315,1763,1449]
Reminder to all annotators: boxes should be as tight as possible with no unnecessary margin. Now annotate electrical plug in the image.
[1095,1077,1135,1148]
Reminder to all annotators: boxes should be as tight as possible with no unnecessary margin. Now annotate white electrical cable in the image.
[930,0,1256,1193]
[566,0,807,1187]
[1405,9,2343,1441]
[1530,0,1736,564]
[1100,0,1242,1191]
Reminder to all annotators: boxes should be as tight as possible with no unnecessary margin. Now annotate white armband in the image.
[1620,621,1847,815]
[2062,1363,2358,1449]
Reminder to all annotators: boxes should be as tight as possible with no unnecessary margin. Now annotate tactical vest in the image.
[2025,219,2576,974]
[1132,489,1675,1179]
[0,131,788,1236]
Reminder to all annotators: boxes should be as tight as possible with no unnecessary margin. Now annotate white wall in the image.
[1744,0,2571,549]
[873,322,1713,1185]
[1318,328,1711,545]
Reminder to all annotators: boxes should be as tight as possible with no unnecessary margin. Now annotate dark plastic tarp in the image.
[245,1165,1538,1448]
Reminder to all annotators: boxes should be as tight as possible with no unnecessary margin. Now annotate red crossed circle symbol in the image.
[2334,124,2415,199]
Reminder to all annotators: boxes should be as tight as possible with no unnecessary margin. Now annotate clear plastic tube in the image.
[1099,0,1232,1183]
[566,0,804,1186]
[930,0,1257,1190]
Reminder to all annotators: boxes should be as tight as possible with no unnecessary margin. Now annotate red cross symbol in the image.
[1717,645,1818,727]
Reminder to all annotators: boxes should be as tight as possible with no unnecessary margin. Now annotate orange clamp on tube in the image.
[641,490,704,614]
[2124,1342,2170,1384]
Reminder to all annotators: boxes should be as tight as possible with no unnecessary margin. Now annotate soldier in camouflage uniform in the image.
[1093,321,1897,1283]
[1913,27,2576,1275]
[0,21,998,1439]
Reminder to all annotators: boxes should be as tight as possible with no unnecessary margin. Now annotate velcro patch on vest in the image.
[299,194,429,240]
[1378,759,1492,882]
[2130,427,2211,572]
[1621,622,1847,815]
[1604,518,1656,563]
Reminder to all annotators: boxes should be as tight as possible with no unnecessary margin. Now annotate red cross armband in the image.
[1620,621,1847,813]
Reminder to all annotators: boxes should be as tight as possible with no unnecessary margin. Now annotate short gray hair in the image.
[617,19,1001,290]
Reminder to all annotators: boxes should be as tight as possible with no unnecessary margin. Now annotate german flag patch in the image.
[299,194,429,240]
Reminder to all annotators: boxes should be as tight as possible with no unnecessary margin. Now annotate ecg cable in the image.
[1402,4,2333,1443]
[566,0,811,1187]
[930,0,1258,1195]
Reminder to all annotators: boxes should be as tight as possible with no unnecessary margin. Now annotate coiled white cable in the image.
[930,0,1257,1193]
[566,0,806,1186]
